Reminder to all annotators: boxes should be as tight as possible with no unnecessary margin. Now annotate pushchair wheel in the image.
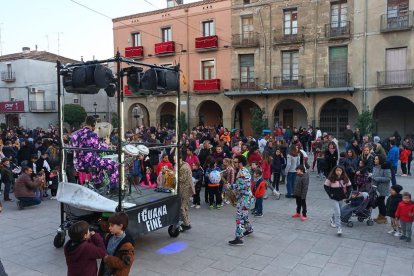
[168,225,180,238]
[357,217,364,222]
[53,232,66,248]
[347,221,354,228]
[367,220,374,226]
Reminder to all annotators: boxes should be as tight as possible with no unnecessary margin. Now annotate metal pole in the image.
[176,65,181,195]
[116,51,124,211]
[57,60,65,224]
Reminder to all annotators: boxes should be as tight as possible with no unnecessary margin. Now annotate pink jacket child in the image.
[140,167,157,188]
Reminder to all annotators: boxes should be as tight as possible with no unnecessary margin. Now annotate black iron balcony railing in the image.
[324,72,350,87]
[1,71,16,82]
[29,101,56,112]
[273,28,304,45]
[325,21,351,39]
[380,11,414,32]
[377,69,414,89]
[232,78,259,90]
[232,32,260,47]
[273,76,304,89]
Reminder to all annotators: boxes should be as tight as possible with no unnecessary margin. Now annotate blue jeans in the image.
[17,197,41,207]
[391,165,397,185]
[254,197,263,215]
[286,172,296,196]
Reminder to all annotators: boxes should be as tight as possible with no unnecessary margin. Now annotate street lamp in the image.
[93,102,97,117]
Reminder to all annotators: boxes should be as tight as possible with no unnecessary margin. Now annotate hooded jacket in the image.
[64,233,106,276]
[386,193,402,218]
[395,201,414,222]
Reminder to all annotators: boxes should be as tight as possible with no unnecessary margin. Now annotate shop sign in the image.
[0,101,24,112]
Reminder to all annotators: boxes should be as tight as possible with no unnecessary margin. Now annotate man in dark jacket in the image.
[17,140,36,166]
[343,124,354,151]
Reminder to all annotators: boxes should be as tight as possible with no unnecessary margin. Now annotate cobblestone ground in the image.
[1,168,413,276]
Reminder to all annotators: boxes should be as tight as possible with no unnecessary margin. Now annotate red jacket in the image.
[247,151,262,166]
[400,149,411,163]
[261,160,271,180]
[251,178,266,199]
[395,201,414,222]
[156,160,173,175]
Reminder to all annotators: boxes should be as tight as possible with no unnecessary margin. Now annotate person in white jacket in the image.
[285,145,300,198]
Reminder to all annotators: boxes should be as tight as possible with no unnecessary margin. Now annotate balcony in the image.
[193,79,221,93]
[325,21,351,39]
[124,85,133,96]
[154,41,175,55]
[324,73,350,87]
[231,78,258,90]
[380,11,414,32]
[377,70,414,89]
[273,28,304,45]
[273,76,304,89]
[195,35,218,51]
[1,71,16,82]
[232,32,260,48]
[29,101,56,112]
[125,46,144,59]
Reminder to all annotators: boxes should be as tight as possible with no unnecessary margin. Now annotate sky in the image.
[0,0,198,61]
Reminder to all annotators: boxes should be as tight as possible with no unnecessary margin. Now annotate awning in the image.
[224,87,355,97]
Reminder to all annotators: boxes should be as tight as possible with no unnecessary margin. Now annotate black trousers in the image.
[208,186,222,206]
[204,185,209,203]
[193,186,201,205]
[272,172,281,191]
[295,196,307,217]
[377,196,386,216]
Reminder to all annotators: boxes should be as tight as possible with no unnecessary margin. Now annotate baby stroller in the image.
[340,185,378,227]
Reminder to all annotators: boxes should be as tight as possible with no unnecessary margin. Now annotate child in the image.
[191,161,203,209]
[354,160,370,192]
[271,149,284,199]
[261,151,272,200]
[99,212,135,275]
[207,164,222,210]
[316,151,326,180]
[139,167,157,188]
[64,220,106,276]
[340,191,369,223]
[251,168,266,217]
[292,165,309,221]
[49,169,59,199]
[395,192,414,242]
[399,145,410,176]
[386,184,403,237]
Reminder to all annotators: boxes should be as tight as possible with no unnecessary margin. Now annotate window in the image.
[284,9,298,35]
[161,27,172,42]
[73,98,79,104]
[131,33,141,47]
[239,54,255,88]
[330,1,348,28]
[241,16,254,40]
[243,0,251,4]
[282,51,299,85]
[202,60,215,80]
[387,0,409,28]
[329,46,348,86]
[202,20,215,37]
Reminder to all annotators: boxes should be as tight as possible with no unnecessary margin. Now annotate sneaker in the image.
[401,174,407,177]
[300,216,308,221]
[264,195,268,200]
[330,217,336,228]
[406,237,411,242]
[16,201,24,210]
[209,205,214,210]
[228,238,244,246]
[195,205,201,209]
[190,204,196,208]
[272,189,277,196]
[216,205,221,210]
[388,229,397,235]
[254,213,263,217]
[4,198,13,202]
[400,235,407,240]
[394,231,402,237]
[337,228,343,236]
[316,174,321,179]
[181,224,191,231]
[292,213,301,218]
[243,229,254,237]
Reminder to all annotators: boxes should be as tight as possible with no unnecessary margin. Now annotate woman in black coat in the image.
[324,142,338,177]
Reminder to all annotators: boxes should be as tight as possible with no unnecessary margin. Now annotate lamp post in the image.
[93,102,97,117]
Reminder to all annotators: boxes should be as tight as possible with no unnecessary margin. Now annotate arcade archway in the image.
[233,99,260,137]
[273,99,308,129]
[158,102,176,129]
[197,100,223,127]
[129,104,150,129]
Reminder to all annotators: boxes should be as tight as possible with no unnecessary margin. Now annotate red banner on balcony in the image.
[193,79,220,92]
[195,35,218,49]
[0,100,24,112]
[125,46,144,58]
[124,85,132,96]
[155,41,175,55]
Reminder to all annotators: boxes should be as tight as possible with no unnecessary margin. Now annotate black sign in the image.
[126,195,180,236]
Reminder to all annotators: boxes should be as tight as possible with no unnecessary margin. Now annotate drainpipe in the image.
[186,8,190,133]
[313,0,319,126]
[363,0,368,111]
[258,6,268,128]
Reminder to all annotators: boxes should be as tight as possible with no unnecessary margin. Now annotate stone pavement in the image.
[1,170,414,276]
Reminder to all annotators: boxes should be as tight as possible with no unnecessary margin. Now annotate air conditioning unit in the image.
[30,87,39,93]
[10,98,15,102]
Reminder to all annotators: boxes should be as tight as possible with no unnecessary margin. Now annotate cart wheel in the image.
[168,225,180,238]
[367,220,374,226]
[357,217,364,222]
[347,221,354,228]
[53,232,66,248]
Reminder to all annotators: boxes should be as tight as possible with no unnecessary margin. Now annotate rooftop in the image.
[112,0,226,22]
[0,50,79,64]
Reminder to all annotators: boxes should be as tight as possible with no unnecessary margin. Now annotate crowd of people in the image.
[1,122,414,247]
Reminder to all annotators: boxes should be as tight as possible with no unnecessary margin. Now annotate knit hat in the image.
[373,136,380,144]
[391,184,403,194]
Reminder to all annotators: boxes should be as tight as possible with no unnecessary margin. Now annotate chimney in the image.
[35,45,38,52]
[22,47,31,53]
